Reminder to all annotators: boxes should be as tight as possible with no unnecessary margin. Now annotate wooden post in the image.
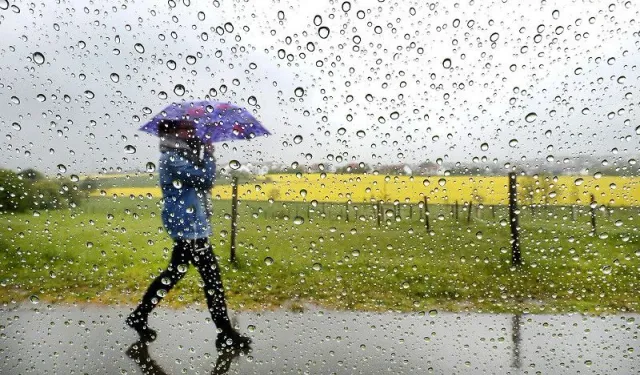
[467,201,473,224]
[590,194,597,234]
[571,204,576,221]
[409,204,413,219]
[345,202,349,222]
[455,200,459,221]
[508,172,521,267]
[230,177,239,264]
[376,201,382,227]
[424,197,430,232]
[491,205,496,219]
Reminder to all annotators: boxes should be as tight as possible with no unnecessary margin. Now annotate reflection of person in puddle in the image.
[125,119,250,352]
[127,340,246,375]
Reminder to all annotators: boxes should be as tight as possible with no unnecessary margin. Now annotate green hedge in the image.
[0,169,86,213]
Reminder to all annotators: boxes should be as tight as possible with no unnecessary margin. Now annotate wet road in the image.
[0,304,638,374]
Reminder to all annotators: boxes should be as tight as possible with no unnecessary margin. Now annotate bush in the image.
[30,179,85,210]
[18,168,45,181]
[0,168,85,212]
[79,177,99,191]
[0,169,32,212]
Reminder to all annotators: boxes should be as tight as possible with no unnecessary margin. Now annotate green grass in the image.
[86,173,252,189]
[0,197,638,314]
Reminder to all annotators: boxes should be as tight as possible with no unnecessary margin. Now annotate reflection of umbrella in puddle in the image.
[126,340,249,375]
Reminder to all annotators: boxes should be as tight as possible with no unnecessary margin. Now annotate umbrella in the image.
[138,100,270,143]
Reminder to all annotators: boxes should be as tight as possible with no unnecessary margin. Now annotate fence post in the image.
[491,205,496,219]
[508,172,521,267]
[230,177,239,264]
[590,194,597,234]
[345,202,349,222]
[571,204,576,221]
[424,197,430,232]
[409,204,413,219]
[455,200,459,221]
[467,201,473,224]
[377,201,382,228]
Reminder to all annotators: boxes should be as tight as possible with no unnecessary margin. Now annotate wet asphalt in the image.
[0,304,638,374]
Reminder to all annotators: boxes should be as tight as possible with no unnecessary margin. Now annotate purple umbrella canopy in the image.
[138,100,271,143]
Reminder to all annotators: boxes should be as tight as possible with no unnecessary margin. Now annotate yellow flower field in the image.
[90,174,640,207]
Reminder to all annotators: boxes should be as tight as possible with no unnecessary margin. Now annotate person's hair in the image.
[158,120,194,136]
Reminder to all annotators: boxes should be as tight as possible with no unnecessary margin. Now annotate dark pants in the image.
[132,238,232,331]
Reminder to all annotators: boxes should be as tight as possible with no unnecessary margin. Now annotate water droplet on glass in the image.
[509,139,518,147]
[173,180,183,189]
[134,43,145,53]
[342,1,351,12]
[142,162,156,173]
[29,295,39,304]
[247,96,257,106]
[110,73,120,83]
[356,130,366,138]
[438,178,446,186]
[186,55,197,65]
[57,164,67,173]
[442,58,452,69]
[480,143,489,151]
[10,96,20,104]
[574,178,584,186]
[0,0,8,10]
[525,112,537,123]
[84,90,95,99]
[174,84,186,96]
[264,257,274,266]
[293,216,304,225]
[229,160,241,170]
[36,94,46,102]
[429,309,438,317]
[337,127,346,135]
[294,87,304,97]
[293,135,303,144]
[318,26,330,39]
[167,60,177,70]
[312,262,322,271]
[489,32,499,42]
[11,122,21,131]
[124,145,136,154]
[32,52,45,65]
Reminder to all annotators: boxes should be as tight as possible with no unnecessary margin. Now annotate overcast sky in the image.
[0,0,638,175]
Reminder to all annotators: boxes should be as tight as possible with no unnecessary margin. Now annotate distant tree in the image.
[336,163,369,174]
[0,169,32,212]
[375,164,407,175]
[79,177,99,191]
[18,168,44,181]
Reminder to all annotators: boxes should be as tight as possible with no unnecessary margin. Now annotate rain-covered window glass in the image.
[1,0,638,373]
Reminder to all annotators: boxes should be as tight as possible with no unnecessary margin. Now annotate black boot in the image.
[215,329,251,353]
[126,313,157,343]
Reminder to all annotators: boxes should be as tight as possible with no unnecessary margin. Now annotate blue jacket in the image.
[159,149,215,240]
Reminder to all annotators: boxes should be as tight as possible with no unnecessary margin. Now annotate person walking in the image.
[126,119,251,352]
